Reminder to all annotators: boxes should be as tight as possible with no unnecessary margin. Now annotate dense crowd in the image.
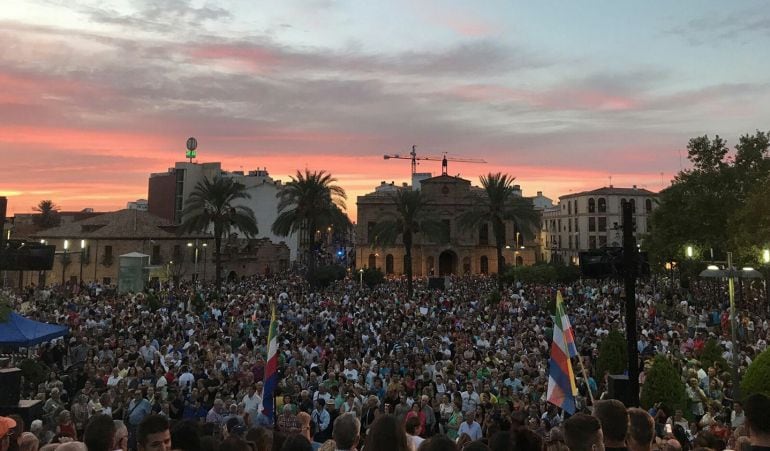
[0,271,769,451]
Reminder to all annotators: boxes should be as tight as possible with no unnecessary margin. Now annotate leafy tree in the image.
[361,267,384,287]
[370,189,444,299]
[742,347,770,398]
[272,170,351,282]
[458,173,539,291]
[647,131,770,267]
[697,339,727,372]
[32,200,61,229]
[728,175,770,265]
[597,329,628,378]
[686,135,728,173]
[640,355,687,412]
[311,264,347,288]
[179,176,259,290]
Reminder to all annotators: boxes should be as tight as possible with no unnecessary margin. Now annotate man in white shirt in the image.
[458,410,482,441]
[405,416,424,450]
[461,383,480,414]
[242,385,262,418]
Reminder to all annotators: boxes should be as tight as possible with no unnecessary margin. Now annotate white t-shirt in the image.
[408,434,424,451]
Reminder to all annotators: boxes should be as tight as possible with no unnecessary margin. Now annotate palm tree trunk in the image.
[494,219,506,292]
[306,220,317,283]
[404,232,413,299]
[215,235,222,291]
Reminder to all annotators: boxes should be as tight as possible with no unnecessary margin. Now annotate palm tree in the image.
[458,172,539,291]
[178,176,259,289]
[370,189,444,299]
[32,200,61,229]
[272,170,351,281]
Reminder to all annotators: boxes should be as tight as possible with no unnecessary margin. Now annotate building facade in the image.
[27,209,289,288]
[147,162,299,260]
[355,175,538,276]
[542,186,657,264]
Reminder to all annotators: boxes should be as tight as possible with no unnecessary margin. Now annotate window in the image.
[367,221,376,244]
[646,199,653,213]
[104,245,113,259]
[589,217,596,232]
[426,256,435,275]
[598,235,607,248]
[630,199,636,213]
[568,219,572,233]
[152,245,161,264]
[558,219,562,232]
[598,217,607,232]
[558,236,562,248]
[480,256,489,274]
[385,254,394,274]
[588,198,595,213]
[368,253,376,269]
[441,219,451,242]
[463,257,471,274]
[589,236,597,249]
[568,235,573,249]
[598,198,607,213]
[621,198,627,212]
[479,223,489,245]
[568,201,572,215]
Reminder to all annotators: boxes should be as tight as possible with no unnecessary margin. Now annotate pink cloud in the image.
[446,83,640,111]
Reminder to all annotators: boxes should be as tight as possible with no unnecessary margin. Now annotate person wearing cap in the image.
[0,417,16,451]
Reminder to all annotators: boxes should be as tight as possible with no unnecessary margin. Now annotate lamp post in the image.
[62,239,69,286]
[187,240,200,282]
[359,268,364,288]
[79,239,86,286]
[699,253,763,400]
[763,248,770,309]
[202,243,208,282]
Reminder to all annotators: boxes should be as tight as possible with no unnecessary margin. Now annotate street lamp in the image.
[62,239,69,286]
[762,248,770,308]
[359,268,364,288]
[187,241,200,282]
[699,252,763,400]
[686,245,693,258]
[202,243,208,282]
[79,239,86,286]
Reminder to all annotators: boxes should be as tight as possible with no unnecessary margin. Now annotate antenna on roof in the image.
[609,175,612,187]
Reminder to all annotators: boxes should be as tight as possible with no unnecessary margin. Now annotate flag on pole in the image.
[547,291,578,414]
[262,303,279,421]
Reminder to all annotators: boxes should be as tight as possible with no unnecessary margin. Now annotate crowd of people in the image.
[0,271,768,451]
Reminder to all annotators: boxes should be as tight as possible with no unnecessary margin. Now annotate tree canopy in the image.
[647,131,770,266]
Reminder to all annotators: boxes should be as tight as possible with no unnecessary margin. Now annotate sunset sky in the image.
[2,1,770,219]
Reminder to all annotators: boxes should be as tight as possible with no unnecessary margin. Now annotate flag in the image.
[547,291,578,414]
[262,304,279,421]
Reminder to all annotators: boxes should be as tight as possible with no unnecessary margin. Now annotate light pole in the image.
[79,239,86,286]
[763,248,770,309]
[62,239,69,287]
[700,253,763,400]
[202,243,208,282]
[187,240,200,282]
[359,268,364,288]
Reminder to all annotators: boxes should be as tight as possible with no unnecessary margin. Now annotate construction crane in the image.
[383,145,486,176]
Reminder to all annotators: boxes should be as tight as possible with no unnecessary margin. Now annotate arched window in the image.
[426,256,435,276]
[630,199,636,213]
[480,256,489,274]
[479,223,489,245]
[598,198,607,213]
[645,198,652,213]
[588,198,595,213]
[516,255,524,266]
[463,257,471,274]
[385,254,394,274]
[368,253,376,269]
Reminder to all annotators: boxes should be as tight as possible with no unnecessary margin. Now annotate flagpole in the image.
[576,355,595,406]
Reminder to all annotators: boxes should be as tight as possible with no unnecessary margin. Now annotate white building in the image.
[126,199,148,211]
[542,186,657,265]
[221,168,299,261]
[148,162,298,261]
